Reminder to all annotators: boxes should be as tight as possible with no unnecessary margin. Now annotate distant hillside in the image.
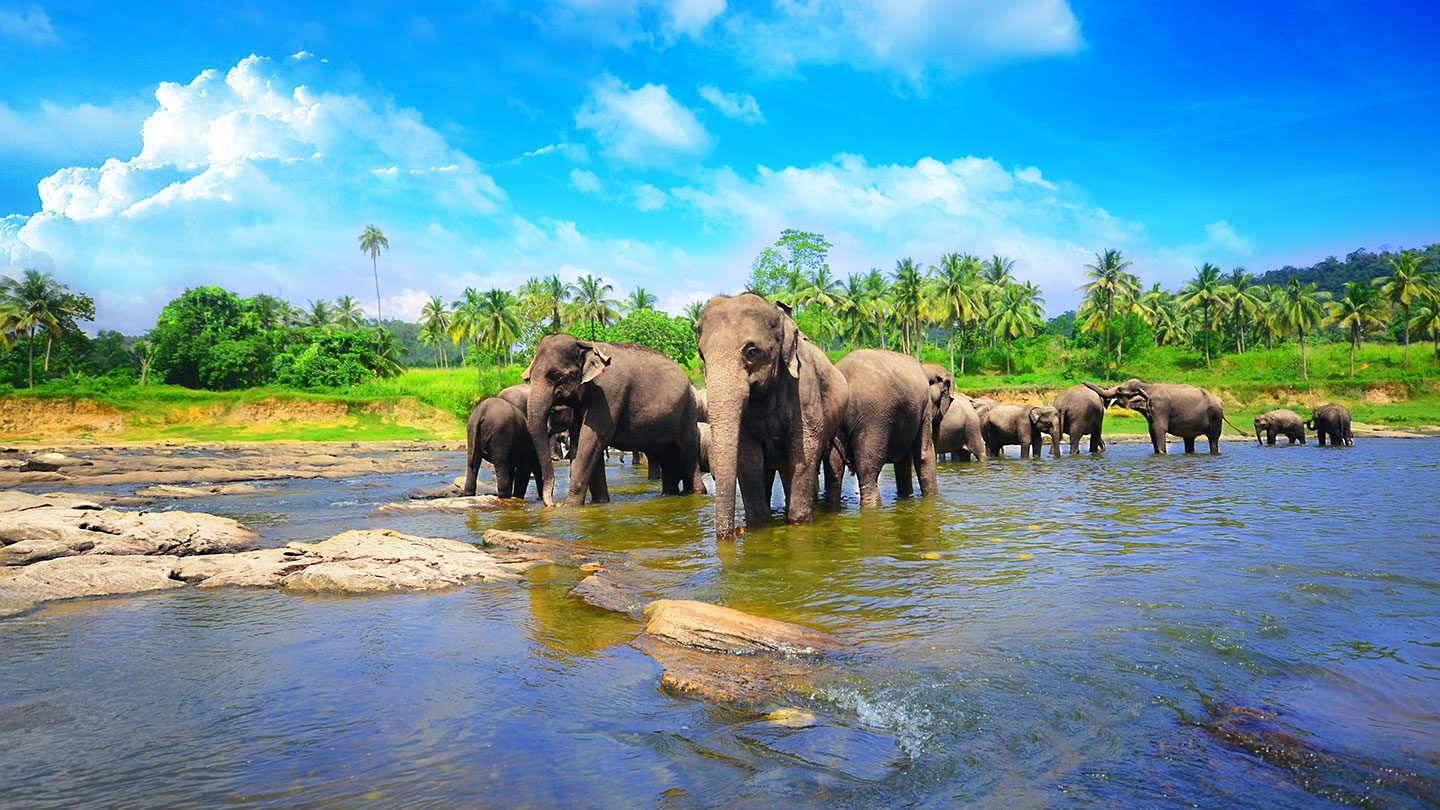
[1255,243,1440,294]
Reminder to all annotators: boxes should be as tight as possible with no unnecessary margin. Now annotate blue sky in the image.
[2,0,1437,333]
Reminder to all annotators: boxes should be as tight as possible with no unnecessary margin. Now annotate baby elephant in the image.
[1253,409,1306,445]
[1308,403,1354,446]
[983,404,1061,458]
[464,397,540,498]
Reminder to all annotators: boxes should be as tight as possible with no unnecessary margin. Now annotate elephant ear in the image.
[777,305,801,378]
[521,358,533,382]
[578,342,611,383]
[1028,407,1042,426]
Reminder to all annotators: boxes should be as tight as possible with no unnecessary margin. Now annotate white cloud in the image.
[382,288,433,322]
[698,84,763,123]
[1154,220,1255,276]
[523,142,590,162]
[574,73,710,167]
[0,5,57,45]
[0,99,151,162]
[730,0,1081,85]
[631,182,667,211]
[539,0,725,46]
[570,168,605,194]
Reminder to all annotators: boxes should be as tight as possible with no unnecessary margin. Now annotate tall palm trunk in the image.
[1402,303,1411,367]
[27,327,36,389]
[44,335,52,372]
[1349,327,1358,378]
[959,323,967,374]
[372,253,383,346]
[1299,325,1308,380]
[1202,305,1211,366]
[948,320,956,375]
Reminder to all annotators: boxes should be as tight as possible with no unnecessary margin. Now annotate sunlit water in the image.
[3,440,1438,808]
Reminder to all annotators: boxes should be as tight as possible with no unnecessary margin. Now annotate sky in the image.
[1,0,1438,334]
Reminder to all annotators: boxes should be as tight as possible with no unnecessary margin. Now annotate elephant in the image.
[697,293,849,539]
[982,403,1061,458]
[523,334,704,506]
[832,349,941,507]
[697,421,712,474]
[463,397,539,498]
[1083,379,1241,454]
[1307,403,1353,446]
[921,363,956,436]
[935,395,987,462]
[692,387,709,423]
[1254,408,1306,445]
[1052,384,1107,454]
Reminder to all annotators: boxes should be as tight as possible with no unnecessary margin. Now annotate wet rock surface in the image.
[0,497,260,565]
[371,495,505,514]
[134,484,268,498]
[0,555,188,617]
[570,569,648,618]
[639,599,850,656]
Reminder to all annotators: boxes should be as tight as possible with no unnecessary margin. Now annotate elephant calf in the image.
[464,397,540,498]
[1254,408,1306,445]
[982,404,1061,459]
[1308,403,1354,446]
[936,396,987,462]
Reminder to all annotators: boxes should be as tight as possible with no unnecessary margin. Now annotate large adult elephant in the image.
[935,396,987,462]
[523,334,704,506]
[1307,403,1353,446]
[1083,378,1240,453]
[1254,408,1306,445]
[463,397,539,498]
[697,293,849,539]
[834,349,941,507]
[1053,384,1107,454]
[982,403,1061,458]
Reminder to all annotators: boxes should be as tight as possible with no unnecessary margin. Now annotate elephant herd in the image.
[463,292,1358,539]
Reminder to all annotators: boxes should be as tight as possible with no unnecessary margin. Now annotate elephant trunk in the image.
[1082,381,1119,400]
[706,364,748,540]
[1050,425,1061,458]
[526,383,558,506]
[1254,423,1264,446]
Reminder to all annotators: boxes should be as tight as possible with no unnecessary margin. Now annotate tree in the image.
[622,286,658,314]
[334,295,365,330]
[569,274,619,340]
[931,252,985,374]
[1223,267,1262,353]
[306,299,336,330]
[149,286,272,390]
[1325,282,1389,377]
[1078,249,1138,366]
[449,288,483,381]
[0,269,85,388]
[1280,276,1329,380]
[986,282,1044,374]
[133,340,154,386]
[862,269,892,349]
[681,299,706,329]
[746,230,832,297]
[1179,263,1226,365]
[358,225,389,334]
[891,258,926,358]
[1373,249,1436,367]
[420,295,452,377]
[522,275,573,333]
[1138,284,1180,346]
[1409,296,1440,360]
[476,289,521,391]
[1258,286,1289,350]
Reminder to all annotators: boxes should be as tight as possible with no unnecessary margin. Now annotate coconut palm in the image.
[929,253,984,374]
[1223,267,1262,354]
[1325,282,1389,377]
[368,326,406,377]
[1279,276,1329,380]
[1257,286,1289,350]
[0,270,79,388]
[834,274,871,346]
[986,282,1045,374]
[358,225,388,331]
[306,299,336,330]
[682,299,706,329]
[249,294,285,331]
[1179,263,1227,365]
[333,295,365,330]
[520,274,574,334]
[569,274,620,340]
[862,269,892,349]
[0,301,17,351]
[891,258,926,358]
[1373,249,1436,367]
[449,288,484,381]
[800,264,843,312]
[1139,284,1182,347]
[1078,249,1139,366]
[1409,297,1440,360]
[420,295,452,376]
[623,286,658,314]
[476,289,521,391]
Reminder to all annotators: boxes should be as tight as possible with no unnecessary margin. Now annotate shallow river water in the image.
[3,439,1439,808]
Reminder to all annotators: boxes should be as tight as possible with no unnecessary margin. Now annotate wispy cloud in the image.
[698,85,763,123]
[0,5,58,45]
[574,73,711,168]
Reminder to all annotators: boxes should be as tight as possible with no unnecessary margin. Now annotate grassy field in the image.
[2,340,1437,442]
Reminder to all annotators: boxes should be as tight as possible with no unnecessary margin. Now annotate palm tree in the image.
[986,283,1045,374]
[862,269,892,349]
[368,326,406,377]
[569,274,619,340]
[358,225,389,331]
[449,287,484,380]
[0,269,76,388]
[931,253,985,374]
[1079,249,1139,366]
[476,289,522,391]
[682,300,706,330]
[1223,267,1262,354]
[250,294,285,330]
[1325,282,1389,377]
[1373,249,1436,367]
[1280,276,1329,380]
[891,258,926,358]
[622,286,658,314]
[1409,297,1440,361]
[1258,286,1289,350]
[1138,284,1179,347]
[420,295,452,377]
[1179,263,1227,365]
[333,295,365,330]
[306,299,336,330]
[800,264,842,311]
[520,274,574,334]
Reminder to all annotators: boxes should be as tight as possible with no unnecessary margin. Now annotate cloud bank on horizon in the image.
[0,2,1287,333]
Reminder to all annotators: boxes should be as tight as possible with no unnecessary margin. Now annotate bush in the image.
[275,330,387,389]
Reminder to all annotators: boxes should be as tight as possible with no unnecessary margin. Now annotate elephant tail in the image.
[830,433,852,475]
[1221,414,1250,436]
[1304,418,1316,430]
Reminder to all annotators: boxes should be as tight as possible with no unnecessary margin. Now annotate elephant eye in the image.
[743,344,762,361]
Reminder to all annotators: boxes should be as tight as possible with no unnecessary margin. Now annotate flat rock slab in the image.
[0,491,102,513]
[631,634,822,705]
[370,495,505,514]
[570,569,648,618]
[0,555,186,617]
[0,496,260,565]
[276,530,529,593]
[640,599,849,656]
[734,718,905,782]
[135,484,267,498]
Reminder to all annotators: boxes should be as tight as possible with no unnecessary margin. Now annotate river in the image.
[2,439,1437,808]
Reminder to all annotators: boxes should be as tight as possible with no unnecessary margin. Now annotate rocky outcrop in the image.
[276,530,534,593]
[0,555,187,617]
[639,599,849,656]
[0,499,260,565]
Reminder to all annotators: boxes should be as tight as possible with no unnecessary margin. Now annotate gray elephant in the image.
[833,349,941,507]
[523,334,704,506]
[921,363,956,438]
[697,421,711,474]
[1307,403,1353,446]
[1254,408,1306,445]
[935,395,987,462]
[1052,384,1107,454]
[463,397,539,498]
[692,387,708,423]
[982,403,1061,458]
[697,293,849,539]
[1083,379,1241,453]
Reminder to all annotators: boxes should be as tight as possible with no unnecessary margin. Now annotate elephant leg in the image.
[856,465,882,508]
[823,447,843,506]
[1183,435,1196,453]
[1208,426,1221,454]
[894,455,915,498]
[915,430,938,497]
[493,465,514,498]
[680,426,706,495]
[585,462,609,503]
[565,426,608,506]
[737,437,771,526]
[1149,422,1167,454]
[1070,433,1081,455]
[659,448,683,495]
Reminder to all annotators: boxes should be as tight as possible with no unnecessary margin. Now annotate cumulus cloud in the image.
[570,168,605,194]
[631,183,667,211]
[574,73,710,167]
[0,99,150,162]
[0,5,57,45]
[698,85,763,123]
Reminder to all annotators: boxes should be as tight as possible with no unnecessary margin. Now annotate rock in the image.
[21,454,93,472]
[134,484,266,498]
[0,491,101,513]
[0,496,259,565]
[174,548,312,588]
[401,481,493,500]
[734,718,905,782]
[0,555,185,618]
[640,599,849,656]
[631,633,821,705]
[571,570,647,618]
[370,495,504,514]
[276,530,527,593]
[482,528,593,559]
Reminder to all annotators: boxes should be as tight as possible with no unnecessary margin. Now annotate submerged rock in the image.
[570,569,647,618]
[276,530,529,593]
[370,495,504,514]
[134,484,267,498]
[735,716,905,782]
[640,599,849,656]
